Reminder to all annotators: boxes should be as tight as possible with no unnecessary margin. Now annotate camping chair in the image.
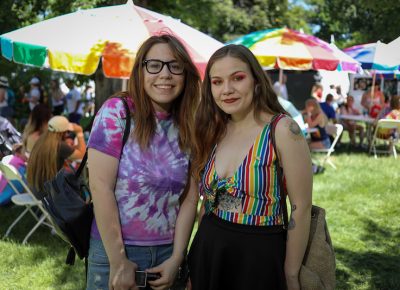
[0,162,53,244]
[311,124,344,169]
[369,119,400,159]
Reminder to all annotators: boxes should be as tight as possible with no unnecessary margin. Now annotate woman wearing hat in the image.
[26,115,86,199]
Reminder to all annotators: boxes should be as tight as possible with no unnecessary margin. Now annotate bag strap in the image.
[75,96,131,178]
[269,114,289,230]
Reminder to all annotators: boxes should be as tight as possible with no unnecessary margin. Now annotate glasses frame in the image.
[142,59,185,75]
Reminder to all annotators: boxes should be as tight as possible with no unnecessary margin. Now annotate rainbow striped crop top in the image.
[201,117,285,226]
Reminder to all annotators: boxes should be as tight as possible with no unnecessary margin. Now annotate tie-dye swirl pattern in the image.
[88,97,189,245]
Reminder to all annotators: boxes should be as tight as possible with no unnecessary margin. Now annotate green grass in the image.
[0,145,399,289]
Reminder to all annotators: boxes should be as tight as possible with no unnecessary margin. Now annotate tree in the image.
[305,0,400,47]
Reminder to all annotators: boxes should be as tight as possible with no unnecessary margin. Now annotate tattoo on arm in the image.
[287,119,303,141]
[288,204,297,230]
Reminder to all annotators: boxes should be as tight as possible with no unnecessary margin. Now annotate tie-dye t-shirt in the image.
[88,97,189,246]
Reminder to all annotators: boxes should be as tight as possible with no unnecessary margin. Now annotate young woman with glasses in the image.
[86,34,201,290]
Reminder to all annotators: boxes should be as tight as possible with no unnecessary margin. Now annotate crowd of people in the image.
[0,33,399,290]
[297,78,399,151]
[0,75,95,129]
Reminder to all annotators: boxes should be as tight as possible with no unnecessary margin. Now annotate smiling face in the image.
[209,56,256,120]
[143,43,185,112]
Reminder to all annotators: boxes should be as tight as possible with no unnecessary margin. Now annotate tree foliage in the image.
[306,0,400,47]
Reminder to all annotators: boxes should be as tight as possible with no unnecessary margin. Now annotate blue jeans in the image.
[86,238,173,290]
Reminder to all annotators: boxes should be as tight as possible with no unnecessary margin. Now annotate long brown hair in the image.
[22,104,52,148]
[191,44,286,181]
[124,34,201,151]
[27,131,64,192]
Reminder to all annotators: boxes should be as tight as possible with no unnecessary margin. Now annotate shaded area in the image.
[335,219,400,290]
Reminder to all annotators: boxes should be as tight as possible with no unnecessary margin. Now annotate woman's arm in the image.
[275,117,313,290]
[306,112,324,128]
[68,124,86,160]
[147,175,199,290]
[88,149,138,290]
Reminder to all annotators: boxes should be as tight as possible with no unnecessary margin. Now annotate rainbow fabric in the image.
[228,28,360,72]
[0,1,222,78]
[201,117,285,226]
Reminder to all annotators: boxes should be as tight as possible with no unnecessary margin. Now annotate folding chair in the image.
[0,161,53,244]
[311,124,343,169]
[369,119,400,159]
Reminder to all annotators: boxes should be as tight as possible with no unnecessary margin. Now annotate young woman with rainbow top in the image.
[188,45,313,290]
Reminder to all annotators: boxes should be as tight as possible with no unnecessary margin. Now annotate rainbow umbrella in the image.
[228,28,360,72]
[0,0,223,78]
[343,42,399,71]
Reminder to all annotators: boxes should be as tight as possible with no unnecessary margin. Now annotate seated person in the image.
[304,98,331,149]
[361,81,385,118]
[0,144,28,205]
[22,104,52,155]
[376,95,400,139]
[320,93,337,123]
[340,95,365,147]
[26,116,86,199]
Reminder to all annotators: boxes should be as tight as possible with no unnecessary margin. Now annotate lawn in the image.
[0,147,399,289]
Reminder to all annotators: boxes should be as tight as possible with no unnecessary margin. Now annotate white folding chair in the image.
[369,119,400,159]
[311,124,344,169]
[0,162,53,244]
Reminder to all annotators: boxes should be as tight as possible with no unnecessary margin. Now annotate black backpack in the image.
[42,97,131,265]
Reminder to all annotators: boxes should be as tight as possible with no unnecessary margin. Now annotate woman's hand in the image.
[72,123,83,133]
[109,257,138,290]
[146,255,181,290]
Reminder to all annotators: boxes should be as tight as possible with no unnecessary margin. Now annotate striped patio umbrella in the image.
[0,0,223,78]
[228,28,360,72]
[343,42,400,71]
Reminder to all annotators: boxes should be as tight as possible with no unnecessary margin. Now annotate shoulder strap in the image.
[269,114,289,230]
[75,96,131,178]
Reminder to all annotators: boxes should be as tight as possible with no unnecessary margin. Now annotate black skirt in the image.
[188,214,287,290]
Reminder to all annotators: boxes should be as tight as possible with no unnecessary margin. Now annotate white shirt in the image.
[66,87,83,115]
[273,81,289,100]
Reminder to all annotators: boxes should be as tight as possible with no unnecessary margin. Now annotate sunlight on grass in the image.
[0,149,399,289]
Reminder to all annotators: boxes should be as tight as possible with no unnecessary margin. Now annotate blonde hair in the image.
[305,98,328,126]
[27,131,64,192]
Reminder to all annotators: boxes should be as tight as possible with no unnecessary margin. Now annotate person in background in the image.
[273,73,289,100]
[0,76,15,120]
[22,104,52,155]
[65,79,83,124]
[304,98,331,149]
[320,93,337,124]
[82,84,95,117]
[26,115,86,200]
[27,77,42,111]
[86,34,201,290]
[0,78,9,118]
[339,95,364,147]
[0,143,28,206]
[310,83,323,102]
[49,79,65,115]
[335,85,345,107]
[189,44,312,290]
[361,80,385,118]
[376,95,400,140]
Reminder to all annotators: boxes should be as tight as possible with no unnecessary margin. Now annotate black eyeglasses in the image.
[143,59,184,75]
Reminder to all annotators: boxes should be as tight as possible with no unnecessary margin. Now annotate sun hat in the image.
[29,77,40,85]
[48,116,73,132]
[0,76,9,87]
